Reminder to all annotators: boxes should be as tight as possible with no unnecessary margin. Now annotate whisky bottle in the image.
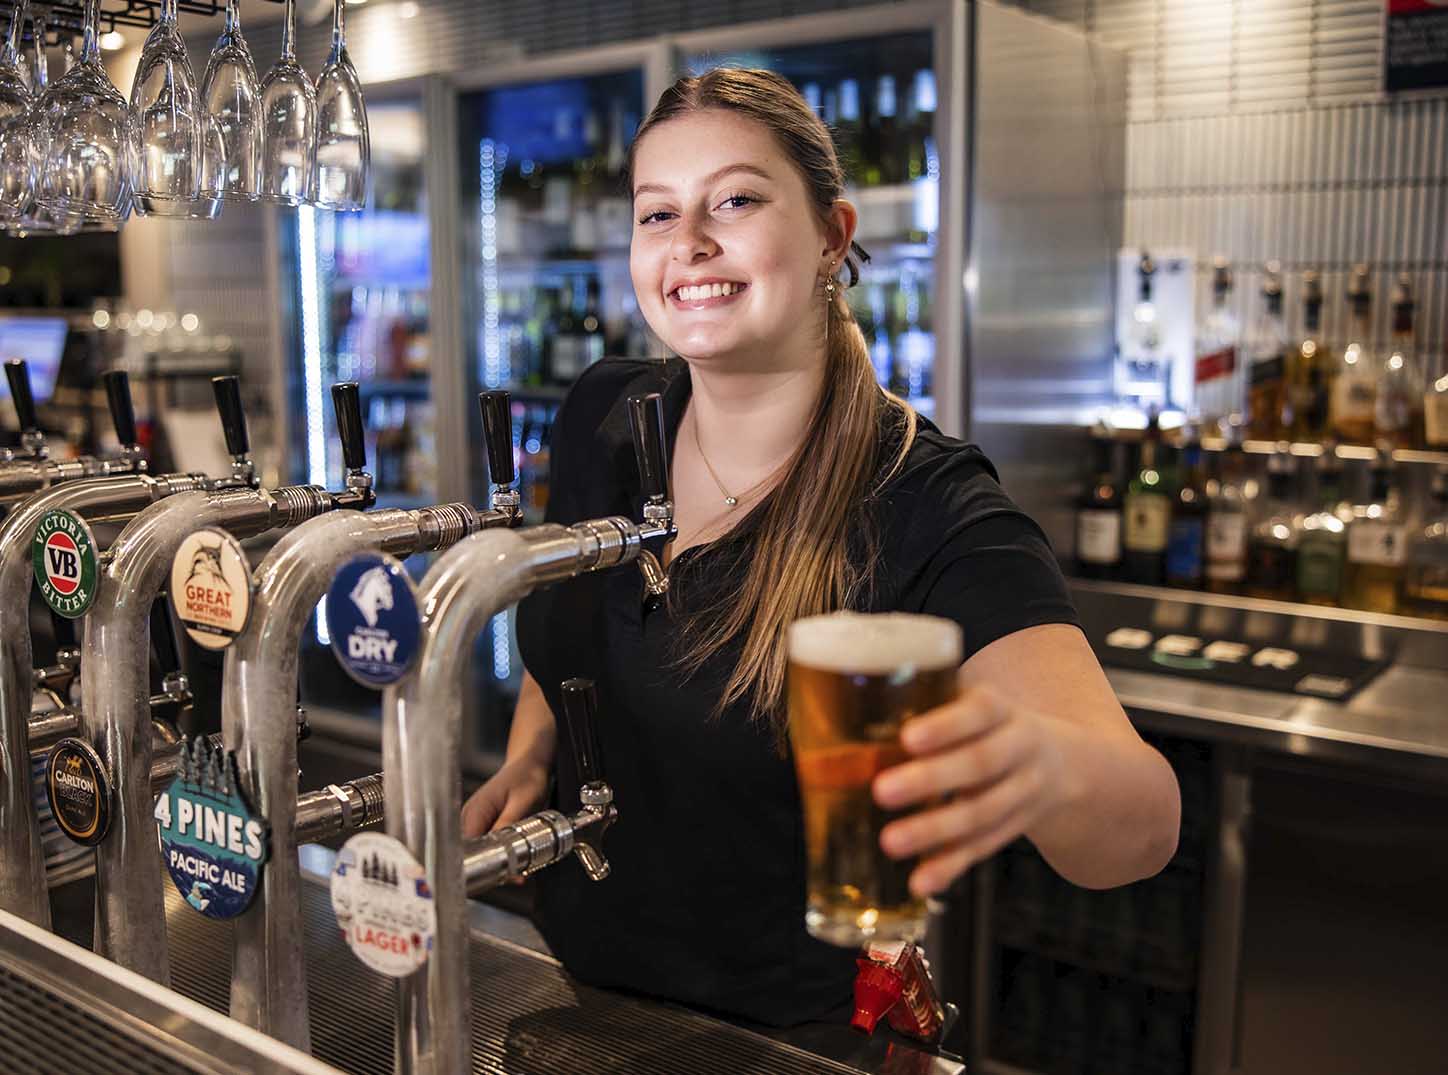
[1374,273,1422,450]
[1204,436,1249,593]
[1341,460,1406,614]
[1193,257,1240,430]
[1123,419,1170,585]
[1245,451,1301,601]
[1166,440,1207,588]
[1402,468,1448,620]
[1329,266,1378,445]
[1246,262,1289,441]
[1296,454,1348,606]
[1285,272,1330,441]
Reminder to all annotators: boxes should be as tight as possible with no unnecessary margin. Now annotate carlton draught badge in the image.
[324,553,421,688]
[154,737,270,919]
[169,528,253,651]
[32,509,99,618]
[331,831,437,977]
[45,737,113,845]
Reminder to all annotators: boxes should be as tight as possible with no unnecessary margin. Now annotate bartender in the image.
[462,67,1181,1027]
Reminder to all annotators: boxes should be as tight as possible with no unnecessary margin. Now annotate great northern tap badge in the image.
[32,509,99,618]
[169,528,253,651]
[154,737,270,919]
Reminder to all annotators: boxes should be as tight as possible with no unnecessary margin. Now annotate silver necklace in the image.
[692,412,776,510]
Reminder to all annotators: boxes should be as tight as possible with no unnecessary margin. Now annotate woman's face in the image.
[630,109,833,371]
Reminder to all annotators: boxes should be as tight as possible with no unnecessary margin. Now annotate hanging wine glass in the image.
[201,0,262,202]
[312,0,369,211]
[258,0,315,206]
[35,0,131,225]
[129,0,204,216]
[0,0,32,226]
[12,11,80,236]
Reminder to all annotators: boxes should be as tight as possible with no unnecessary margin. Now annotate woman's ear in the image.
[821,198,859,273]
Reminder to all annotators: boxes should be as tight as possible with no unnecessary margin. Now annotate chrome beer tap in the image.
[380,392,672,1075]
[0,373,211,929]
[78,376,373,983]
[0,364,149,504]
[223,386,520,1050]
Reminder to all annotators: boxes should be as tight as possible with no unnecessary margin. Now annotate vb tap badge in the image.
[32,509,99,618]
[324,553,421,688]
[169,528,253,651]
[45,737,113,846]
[153,737,270,920]
[331,831,436,977]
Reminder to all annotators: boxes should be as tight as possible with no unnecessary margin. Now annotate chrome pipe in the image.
[0,473,202,928]
[81,484,334,983]
[384,518,639,1075]
[224,503,493,1048]
[26,710,80,757]
[0,456,143,505]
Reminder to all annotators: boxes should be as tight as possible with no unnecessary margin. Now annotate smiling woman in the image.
[462,66,1181,1031]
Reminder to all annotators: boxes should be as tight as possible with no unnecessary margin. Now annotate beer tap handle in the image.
[627,393,670,506]
[478,391,520,520]
[559,678,603,789]
[101,369,143,464]
[478,391,516,486]
[5,359,39,434]
[211,375,250,458]
[330,382,372,503]
[148,598,192,731]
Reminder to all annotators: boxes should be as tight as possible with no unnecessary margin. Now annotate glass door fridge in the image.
[455,48,664,763]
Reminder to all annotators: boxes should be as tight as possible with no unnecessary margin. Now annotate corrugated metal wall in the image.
[1011,0,1447,376]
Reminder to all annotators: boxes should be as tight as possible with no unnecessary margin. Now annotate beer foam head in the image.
[788,612,963,675]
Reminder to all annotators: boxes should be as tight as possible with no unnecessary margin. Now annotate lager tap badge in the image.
[169,528,253,651]
[32,509,99,618]
[45,737,113,846]
[324,553,421,688]
[153,737,270,920]
[331,831,437,977]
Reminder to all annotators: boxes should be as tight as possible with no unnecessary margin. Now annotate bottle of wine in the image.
[1123,417,1170,585]
[1296,453,1348,606]
[1341,458,1407,614]
[1245,451,1301,600]
[1402,468,1448,620]
[1204,435,1249,593]
[1076,435,1125,579]
[1329,266,1378,445]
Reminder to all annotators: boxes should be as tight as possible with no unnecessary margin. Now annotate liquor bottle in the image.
[1193,257,1240,431]
[1296,453,1348,605]
[547,283,581,385]
[1402,468,1448,620]
[1374,274,1422,449]
[1341,459,1407,614]
[1119,253,1170,414]
[1329,266,1378,445]
[1204,436,1250,592]
[581,276,606,368]
[1285,271,1330,441]
[1166,440,1207,588]
[1427,367,1448,450]
[1123,418,1170,585]
[837,78,867,182]
[874,74,899,185]
[1076,435,1125,579]
[1245,262,1289,440]
[1245,451,1301,600]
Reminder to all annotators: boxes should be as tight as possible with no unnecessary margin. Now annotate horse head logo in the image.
[349,566,395,629]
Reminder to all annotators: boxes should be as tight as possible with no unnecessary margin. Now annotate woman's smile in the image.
[668,280,749,309]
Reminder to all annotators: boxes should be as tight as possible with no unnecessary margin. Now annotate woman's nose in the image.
[670,211,720,263]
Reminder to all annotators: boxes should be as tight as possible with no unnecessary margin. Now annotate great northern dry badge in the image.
[32,509,98,618]
[325,553,421,688]
[331,831,436,977]
[169,528,253,651]
[153,737,270,920]
[45,737,112,846]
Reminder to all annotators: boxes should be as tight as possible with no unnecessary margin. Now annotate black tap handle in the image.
[332,382,366,472]
[49,610,77,651]
[5,360,39,432]
[627,393,670,503]
[150,597,184,677]
[211,376,250,457]
[101,369,139,448]
[559,678,603,787]
[478,391,516,486]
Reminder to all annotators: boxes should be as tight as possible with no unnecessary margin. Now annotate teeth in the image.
[673,283,741,301]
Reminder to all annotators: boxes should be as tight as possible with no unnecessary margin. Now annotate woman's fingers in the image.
[879,758,1042,860]
[874,717,1031,809]
[907,799,1035,897]
[899,685,1010,755]
[460,782,504,839]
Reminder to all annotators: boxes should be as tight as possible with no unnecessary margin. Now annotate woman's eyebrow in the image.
[633,163,774,199]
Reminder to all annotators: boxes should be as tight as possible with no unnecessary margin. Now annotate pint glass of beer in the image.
[787,612,962,947]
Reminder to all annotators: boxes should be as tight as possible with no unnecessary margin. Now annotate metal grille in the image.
[163,878,871,1075]
[1009,0,1448,373]
[0,964,200,1075]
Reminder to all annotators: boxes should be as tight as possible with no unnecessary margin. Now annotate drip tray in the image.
[160,875,879,1075]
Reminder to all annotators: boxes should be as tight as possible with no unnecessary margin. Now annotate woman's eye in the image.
[718,194,758,211]
[637,210,675,225]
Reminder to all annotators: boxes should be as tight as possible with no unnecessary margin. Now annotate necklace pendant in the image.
[724,496,738,508]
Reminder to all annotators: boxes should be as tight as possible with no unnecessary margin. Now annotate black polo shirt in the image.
[516,357,1079,1028]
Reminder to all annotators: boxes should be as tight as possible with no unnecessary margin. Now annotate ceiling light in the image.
[99,31,126,51]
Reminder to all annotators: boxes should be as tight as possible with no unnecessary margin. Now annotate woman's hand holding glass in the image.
[460,755,552,840]
[872,677,1076,899]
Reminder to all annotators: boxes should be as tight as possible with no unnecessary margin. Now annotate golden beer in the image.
[787,612,962,947]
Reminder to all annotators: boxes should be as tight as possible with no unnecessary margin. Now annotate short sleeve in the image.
[909,511,1081,660]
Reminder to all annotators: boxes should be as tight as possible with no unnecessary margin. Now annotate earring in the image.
[823,266,837,302]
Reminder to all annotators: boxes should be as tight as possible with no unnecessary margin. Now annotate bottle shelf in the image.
[1196,436,1448,466]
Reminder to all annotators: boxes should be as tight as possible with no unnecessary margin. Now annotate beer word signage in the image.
[168,528,253,651]
[331,831,436,977]
[153,737,270,920]
[324,553,421,688]
[45,737,113,846]
[1385,1,1448,93]
[32,509,99,618]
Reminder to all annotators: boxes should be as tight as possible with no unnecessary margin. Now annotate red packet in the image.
[857,940,947,1042]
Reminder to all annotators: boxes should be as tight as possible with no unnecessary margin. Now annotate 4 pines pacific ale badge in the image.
[32,509,99,618]
[153,737,270,920]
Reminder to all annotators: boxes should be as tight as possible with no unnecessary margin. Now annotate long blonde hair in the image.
[630,68,917,732]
